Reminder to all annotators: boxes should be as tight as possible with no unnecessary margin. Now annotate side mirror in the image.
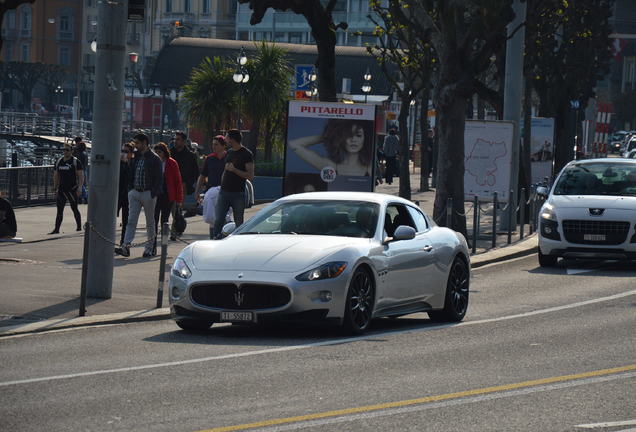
[221,222,236,237]
[392,225,416,241]
[536,186,549,197]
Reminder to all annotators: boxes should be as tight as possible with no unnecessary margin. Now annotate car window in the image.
[384,204,416,237]
[553,163,636,196]
[234,200,379,238]
[406,206,429,232]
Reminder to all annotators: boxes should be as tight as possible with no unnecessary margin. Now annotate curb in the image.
[471,234,538,268]
[0,308,171,337]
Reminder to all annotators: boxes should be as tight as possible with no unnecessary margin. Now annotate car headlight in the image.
[295,262,347,281]
[172,258,192,279]
[540,203,557,221]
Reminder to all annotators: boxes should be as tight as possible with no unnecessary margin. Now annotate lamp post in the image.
[128,52,139,131]
[362,68,372,103]
[232,47,249,130]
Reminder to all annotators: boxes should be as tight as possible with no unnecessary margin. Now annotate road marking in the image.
[0,289,635,387]
[196,368,636,432]
[576,420,636,429]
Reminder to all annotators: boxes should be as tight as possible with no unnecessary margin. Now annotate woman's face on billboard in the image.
[344,125,365,154]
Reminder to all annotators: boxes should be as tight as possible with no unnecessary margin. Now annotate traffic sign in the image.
[295,65,314,91]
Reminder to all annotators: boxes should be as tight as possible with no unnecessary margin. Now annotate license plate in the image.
[220,311,255,322]
[584,234,606,241]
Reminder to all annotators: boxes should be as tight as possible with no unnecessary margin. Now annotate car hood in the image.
[549,195,636,210]
[191,235,367,272]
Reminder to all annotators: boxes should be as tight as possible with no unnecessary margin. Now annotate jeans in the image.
[124,190,157,252]
[213,190,245,238]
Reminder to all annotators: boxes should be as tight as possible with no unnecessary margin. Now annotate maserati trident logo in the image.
[234,288,244,306]
[589,208,605,216]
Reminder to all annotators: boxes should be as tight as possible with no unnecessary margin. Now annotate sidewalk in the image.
[0,168,538,336]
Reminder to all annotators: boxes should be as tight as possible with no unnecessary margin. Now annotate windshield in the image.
[233,200,380,238]
[553,163,636,196]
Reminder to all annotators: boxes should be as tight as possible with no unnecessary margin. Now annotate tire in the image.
[428,257,469,323]
[342,267,375,335]
[175,319,213,332]
[538,249,558,267]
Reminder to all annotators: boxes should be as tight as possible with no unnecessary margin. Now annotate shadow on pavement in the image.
[528,259,636,276]
[0,297,107,326]
[144,316,455,346]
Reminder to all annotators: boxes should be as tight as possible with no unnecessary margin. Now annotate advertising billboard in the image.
[284,101,377,195]
[530,117,555,184]
[464,120,514,202]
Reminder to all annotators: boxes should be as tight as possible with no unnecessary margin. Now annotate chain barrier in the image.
[433,208,447,224]
[87,222,157,248]
[454,203,474,217]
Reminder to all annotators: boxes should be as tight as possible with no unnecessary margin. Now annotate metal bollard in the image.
[79,222,90,316]
[446,197,453,229]
[507,189,513,244]
[156,222,169,308]
[520,188,526,240]
[492,192,498,249]
[472,195,479,254]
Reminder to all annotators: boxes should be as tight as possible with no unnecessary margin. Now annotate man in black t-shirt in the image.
[212,129,254,238]
[48,144,84,234]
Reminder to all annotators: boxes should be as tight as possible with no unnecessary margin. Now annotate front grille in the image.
[562,220,630,245]
[190,283,291,310]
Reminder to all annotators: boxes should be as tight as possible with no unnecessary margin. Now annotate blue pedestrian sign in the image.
[295,65,315,91]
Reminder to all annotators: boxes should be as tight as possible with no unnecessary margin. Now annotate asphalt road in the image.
[1,255,635,432]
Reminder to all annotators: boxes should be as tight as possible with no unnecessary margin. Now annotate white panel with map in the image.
[464,120,514,202]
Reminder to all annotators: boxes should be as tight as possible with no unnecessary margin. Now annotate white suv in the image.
[537,159,636,267]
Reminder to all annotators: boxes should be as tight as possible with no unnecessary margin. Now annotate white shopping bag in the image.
[202,186,232,225]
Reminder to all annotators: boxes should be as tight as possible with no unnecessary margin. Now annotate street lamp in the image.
[362,68,372,103]
[128,52,139,131]
[305,69,318,99]
[233,48,249,129]
[54,85,64,108]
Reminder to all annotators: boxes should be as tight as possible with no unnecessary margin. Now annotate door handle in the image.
[422,245,433,252]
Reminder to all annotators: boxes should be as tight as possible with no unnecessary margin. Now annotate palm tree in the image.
[243,41,293,160]
[181,56,236,146]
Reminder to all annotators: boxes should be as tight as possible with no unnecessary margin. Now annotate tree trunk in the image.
[553,105,570,175]
[419,91,431,192]
[398,96,411,199]
[315,38,337,102]
[433,94,468,236]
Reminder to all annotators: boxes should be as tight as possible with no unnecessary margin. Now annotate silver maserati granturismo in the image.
[169,192,471,334]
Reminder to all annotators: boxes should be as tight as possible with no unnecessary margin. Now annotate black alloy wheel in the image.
[175,319,213,332]
[429,258,469,322]
[343,268,375,334]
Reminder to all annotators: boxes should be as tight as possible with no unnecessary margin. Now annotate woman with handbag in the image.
[152,142,183,255]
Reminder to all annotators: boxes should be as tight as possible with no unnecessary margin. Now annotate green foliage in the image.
[180,56,236,137]
[528,0,613,116]
[244,41,293,133]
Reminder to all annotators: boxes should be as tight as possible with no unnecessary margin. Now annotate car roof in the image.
[278,191,415,206]
[566,158,636,167]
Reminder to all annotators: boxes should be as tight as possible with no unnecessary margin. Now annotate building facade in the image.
[1,0,83,110]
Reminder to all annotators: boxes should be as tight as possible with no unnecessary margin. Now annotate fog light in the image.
[544,226,552,234]
[319,291,332,301]
[171,286,182,299]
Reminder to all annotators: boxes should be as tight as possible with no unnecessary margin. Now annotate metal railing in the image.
[0,166,56,207]
[0,111,92,141]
